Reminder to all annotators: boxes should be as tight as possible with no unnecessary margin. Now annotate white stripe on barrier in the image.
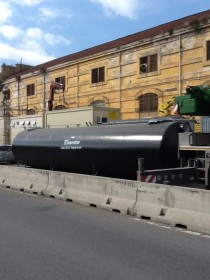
[142,175,156,183]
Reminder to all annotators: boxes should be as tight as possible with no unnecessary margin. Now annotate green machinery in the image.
[174,85,210,116]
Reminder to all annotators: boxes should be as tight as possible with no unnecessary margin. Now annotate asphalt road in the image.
[0,187,210,280]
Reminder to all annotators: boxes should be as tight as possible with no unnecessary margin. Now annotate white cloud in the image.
[0,25,71,65]
[0,0,43,24]
[0,25,23,40]
[0,42,54,65]
[25,27,71,46]
[0,2,13,23]
[44,33,71,46]
[8,0,43,5]
[38,7,59,21]
[21,0,42,4]
[26,27,43,40]
[36,6,73,23]
[91,0,142,19]
[0,0,71,66]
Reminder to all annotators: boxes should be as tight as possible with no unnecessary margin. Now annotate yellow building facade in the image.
[1,10,210,123]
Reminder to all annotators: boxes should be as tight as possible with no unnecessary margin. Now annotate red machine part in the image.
[48,82,64,111]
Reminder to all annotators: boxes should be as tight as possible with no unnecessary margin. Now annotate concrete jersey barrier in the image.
[133,183,210,234]
[0,165,48,195]
[43,171,137,215]
[1,165,210,234]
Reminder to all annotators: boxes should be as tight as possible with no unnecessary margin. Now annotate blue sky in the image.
[0,0,210,67]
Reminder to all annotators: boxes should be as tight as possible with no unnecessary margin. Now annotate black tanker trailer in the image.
[12,119,192,180]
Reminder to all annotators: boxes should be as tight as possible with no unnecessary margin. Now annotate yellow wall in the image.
[5,23,210,121]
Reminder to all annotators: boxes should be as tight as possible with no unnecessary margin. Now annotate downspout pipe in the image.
[179,34,182,95]
[40,67,46,128]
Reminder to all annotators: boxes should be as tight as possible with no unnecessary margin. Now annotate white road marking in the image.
[131,217,210,238]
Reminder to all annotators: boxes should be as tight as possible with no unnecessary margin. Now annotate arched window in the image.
[138,93,158,118]
[90,100,106,107]
[27,109,36,115]
[54,105,66,110]
[139,93,158,113]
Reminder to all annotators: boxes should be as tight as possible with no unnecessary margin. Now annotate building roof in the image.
[5,9,210,79]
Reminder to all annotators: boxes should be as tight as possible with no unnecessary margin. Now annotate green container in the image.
[174,85,210,116]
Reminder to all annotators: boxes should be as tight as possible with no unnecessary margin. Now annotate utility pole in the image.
[2,88,10,144]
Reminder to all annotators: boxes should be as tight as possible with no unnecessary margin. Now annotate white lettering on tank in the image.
[64,139,80,145]
[61,139,81,150]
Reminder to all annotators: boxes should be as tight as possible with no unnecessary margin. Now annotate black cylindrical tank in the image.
[12,121,190,180]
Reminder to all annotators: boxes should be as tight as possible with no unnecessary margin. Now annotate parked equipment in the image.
[11,84,210,188]
[12,119,193,182]
[171,84,210,188]
[174,85,210,115]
